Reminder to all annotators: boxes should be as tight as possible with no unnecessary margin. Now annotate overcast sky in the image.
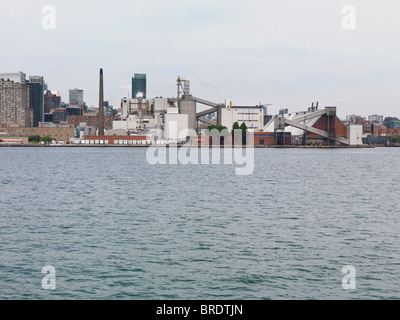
[1,0,399,118]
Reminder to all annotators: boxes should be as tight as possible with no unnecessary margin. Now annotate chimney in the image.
[98,68,104,136]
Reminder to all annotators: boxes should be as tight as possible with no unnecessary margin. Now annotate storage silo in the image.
[179,94,197,134]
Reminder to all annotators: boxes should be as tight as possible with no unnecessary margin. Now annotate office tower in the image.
[368,114,384,124]
[69,88,84,106]
[27,76,45,127]
[44,90,61,113]
[132,74,146,99]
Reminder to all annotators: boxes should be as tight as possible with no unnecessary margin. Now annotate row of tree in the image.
[206,122,248,144]
[206,122,248,135]
[28,135,54,144]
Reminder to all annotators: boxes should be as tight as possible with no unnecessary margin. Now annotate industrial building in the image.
[219,106,264,131]
[66,72,364,147]
[263,105,363,146]
[111,77,266,143]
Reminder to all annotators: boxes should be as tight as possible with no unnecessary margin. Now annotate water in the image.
[1,147,400,300]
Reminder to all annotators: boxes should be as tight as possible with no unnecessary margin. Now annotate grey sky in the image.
[1,0,399,118]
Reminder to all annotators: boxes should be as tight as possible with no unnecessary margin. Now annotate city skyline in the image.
[1,1,399,119]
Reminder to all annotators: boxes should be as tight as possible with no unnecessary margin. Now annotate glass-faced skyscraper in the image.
[27,76,45,127]
[132,74,146,99]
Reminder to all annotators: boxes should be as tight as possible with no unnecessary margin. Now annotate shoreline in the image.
[0,144,378,148]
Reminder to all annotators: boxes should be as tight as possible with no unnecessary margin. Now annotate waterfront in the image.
[1,147,400,299]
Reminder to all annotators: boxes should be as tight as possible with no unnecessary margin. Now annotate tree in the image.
[390,136,400,144]
[232,122,240,143]
[232,122,240,134]
[217,125,228,133]
[206,125,229,145]
[206,125,228,134]
[240,122,248,145]
[40,135,54,143]
[28,135,41,143]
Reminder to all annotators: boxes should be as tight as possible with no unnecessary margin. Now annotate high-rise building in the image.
[0,79,32,127]
[346,114,365,124]
[132,74,146,99]
[69,88,84,106]
[27,76,45,127]
[44,90,61,113]
[368,114,384,124]
[0,72,26,84]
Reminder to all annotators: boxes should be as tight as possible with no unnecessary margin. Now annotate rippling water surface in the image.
[1,147,399,299]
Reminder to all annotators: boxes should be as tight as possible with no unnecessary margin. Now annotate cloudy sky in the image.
[1,0,399,118]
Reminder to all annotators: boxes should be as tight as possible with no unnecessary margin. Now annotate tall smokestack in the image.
[98,68,104,136]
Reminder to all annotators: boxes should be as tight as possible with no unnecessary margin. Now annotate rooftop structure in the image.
[0,71,26,84]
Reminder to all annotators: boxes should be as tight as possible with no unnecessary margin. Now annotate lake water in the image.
[1,146,399,299]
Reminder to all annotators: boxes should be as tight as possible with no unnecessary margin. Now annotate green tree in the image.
[206,125,228,134]
[206,125,229,145]
[28,135,41,143]
[232,122,240,133]
[232,122,240,143]
[240,122,248,145]
[40,135,54,143]
[390,136,400,144]
[217,125,228,133]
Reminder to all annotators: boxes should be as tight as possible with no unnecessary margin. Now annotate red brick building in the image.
[372,126,400,137]
[68,114,114,129]
[191,132,291,146]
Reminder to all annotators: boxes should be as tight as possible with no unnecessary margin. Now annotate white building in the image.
[164,112,189,141]
[346,114,365,124]
[0,72,26,84]
[368,114,384,124]
[112,114,156,134]
[69,88,84,106]
[113,97,189,141]
[116,97,174,135]
[220,106,264,131]
[346,124,363,146]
